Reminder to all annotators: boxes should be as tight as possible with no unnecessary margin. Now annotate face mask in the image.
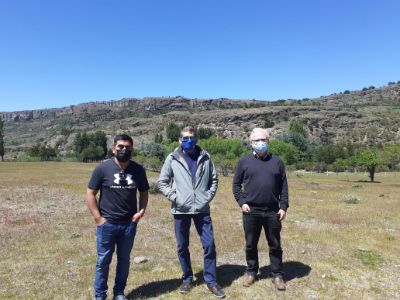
[181,137,197,151]
[116,149,132,162]
[252,141,268,154]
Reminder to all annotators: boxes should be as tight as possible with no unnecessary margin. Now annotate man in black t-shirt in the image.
[87,134,149,300]
[233,128,289,291]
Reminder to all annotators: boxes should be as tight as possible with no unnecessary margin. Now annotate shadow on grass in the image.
[127,261,310,298]
[259,260,311,281]
[339,179,381,183]
[127,278,182,299]
[356,180,381,183]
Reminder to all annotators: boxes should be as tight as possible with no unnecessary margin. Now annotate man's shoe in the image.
[179,282,192,294]
[272,277,286,291]
[207,284,226,298]
[113,294,127,300]
[243,274,256,287]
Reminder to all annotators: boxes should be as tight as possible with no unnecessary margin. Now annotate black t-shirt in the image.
[88,159,149,222]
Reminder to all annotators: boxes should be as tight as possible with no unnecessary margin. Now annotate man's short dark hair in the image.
[180,126,196,138]
[114,134,133,146]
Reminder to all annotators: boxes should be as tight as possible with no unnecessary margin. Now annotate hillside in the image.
[1,84,400,157]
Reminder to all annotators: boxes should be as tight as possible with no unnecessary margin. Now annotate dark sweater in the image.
[232,153,289,212]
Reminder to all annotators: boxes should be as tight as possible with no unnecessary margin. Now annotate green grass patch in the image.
[355,249,383,268]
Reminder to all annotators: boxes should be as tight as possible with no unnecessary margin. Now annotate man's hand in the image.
[132,210,144,223]
[241,204,251,213]
[95,216,106,226]
[278,209,286,221]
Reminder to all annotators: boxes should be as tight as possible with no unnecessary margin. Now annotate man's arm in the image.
[278,161,289,221]
[232,159,246,206]
[86,188,106,225]
[158,155,176,201]
[206,160,218,202]
[132,190,149,223]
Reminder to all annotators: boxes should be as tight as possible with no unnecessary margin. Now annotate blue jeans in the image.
[173,213,217,286]
[94,221,137,298]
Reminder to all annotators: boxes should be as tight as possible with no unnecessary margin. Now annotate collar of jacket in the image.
[172,145,208,163]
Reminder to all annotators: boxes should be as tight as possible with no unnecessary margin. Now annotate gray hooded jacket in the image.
[158,146,218,214]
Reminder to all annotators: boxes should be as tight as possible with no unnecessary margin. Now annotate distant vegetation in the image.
[3,82,400,181]
[14,120,400,182]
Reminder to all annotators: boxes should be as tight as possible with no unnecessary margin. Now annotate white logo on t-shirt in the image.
[113,173,134,185]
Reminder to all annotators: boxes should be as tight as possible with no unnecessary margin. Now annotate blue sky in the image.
[1,0,399,112]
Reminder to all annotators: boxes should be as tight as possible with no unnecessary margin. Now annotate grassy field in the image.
[0,162,399,300]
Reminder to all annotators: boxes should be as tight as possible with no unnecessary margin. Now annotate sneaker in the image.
[271,277,286,291]
[113,294,127,300]
[207,284,226,298]
[243,274,256,287]
[179,282,192,293]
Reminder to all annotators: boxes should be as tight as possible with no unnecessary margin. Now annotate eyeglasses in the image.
[181,136,197,142]
[119,170,128,186]
[252,139,267,142]
[116,144,133,150]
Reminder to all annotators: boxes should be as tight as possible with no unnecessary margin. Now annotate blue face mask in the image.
[252,141,268,154]
[181,137,197,151]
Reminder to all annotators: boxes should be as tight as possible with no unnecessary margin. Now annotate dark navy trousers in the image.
[173,213,217,286]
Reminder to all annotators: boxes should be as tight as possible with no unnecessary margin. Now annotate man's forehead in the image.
[116,140,132,145]
[182,131,195,136]
[251,131,267,139]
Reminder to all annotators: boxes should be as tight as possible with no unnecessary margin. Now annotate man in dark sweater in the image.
[232,128,288,291]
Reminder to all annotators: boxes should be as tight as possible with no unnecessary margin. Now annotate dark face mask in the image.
[116,149,132,162]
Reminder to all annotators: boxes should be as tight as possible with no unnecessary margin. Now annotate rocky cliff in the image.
[2,84,400,156]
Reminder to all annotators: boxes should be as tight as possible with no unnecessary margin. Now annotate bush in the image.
[269,140,300,165]
[166,122,182,142]
[341,194,360,204]
[80,145,104,162]
[197,127,214,139]
[147,177,161,194]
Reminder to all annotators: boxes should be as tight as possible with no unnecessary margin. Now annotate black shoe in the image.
[207,284,226,298]
[179,282,192,293]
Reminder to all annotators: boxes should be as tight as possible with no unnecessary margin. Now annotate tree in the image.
[289,120,307,137]
[197,127,214,139]
[74,130,108,161]
[80,145,104,162]
[166,122,181,142]
[313,143,356,164]
[381,144,400,170]
[92,131,107,155]
[153,133,163,143]
[347,149,381,182]
[279,132,312,160]
[0,118,4,161]
[269,140,300,165]
[141,142,166,161]
[28,144,57,161]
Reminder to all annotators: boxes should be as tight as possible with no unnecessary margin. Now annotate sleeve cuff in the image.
[237,199,247,207]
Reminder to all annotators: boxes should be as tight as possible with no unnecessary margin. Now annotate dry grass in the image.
[0,163,399,299]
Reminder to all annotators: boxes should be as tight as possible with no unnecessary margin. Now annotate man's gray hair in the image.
[180,126,196,137]
[250,128,269,140]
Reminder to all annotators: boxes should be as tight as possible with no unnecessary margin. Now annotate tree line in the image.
[7,120,400,182]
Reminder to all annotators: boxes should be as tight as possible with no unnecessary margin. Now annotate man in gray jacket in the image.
[158,126,225,298]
